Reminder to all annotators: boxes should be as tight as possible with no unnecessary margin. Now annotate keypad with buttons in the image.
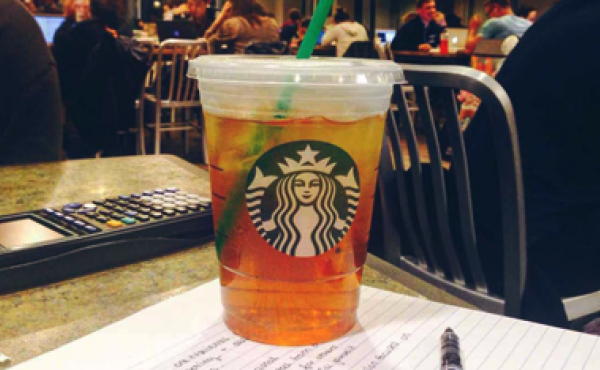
[38,187,212,236]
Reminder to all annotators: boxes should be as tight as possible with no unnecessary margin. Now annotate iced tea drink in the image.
[188,56,404,345]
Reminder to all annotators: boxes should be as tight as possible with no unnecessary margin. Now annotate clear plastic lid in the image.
[188,55,405,86]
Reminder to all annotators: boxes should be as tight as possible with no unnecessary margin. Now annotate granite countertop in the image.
[0,156,471,368]
[0,155,210,216]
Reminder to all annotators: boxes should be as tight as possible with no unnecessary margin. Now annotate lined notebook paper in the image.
[11,280,600,370]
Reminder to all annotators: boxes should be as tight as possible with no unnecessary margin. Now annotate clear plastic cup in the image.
[188,55,404,345]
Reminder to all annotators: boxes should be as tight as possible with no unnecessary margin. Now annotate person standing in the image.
[321,8,369,57]
[0,0,63,165]
[391,0,445,52]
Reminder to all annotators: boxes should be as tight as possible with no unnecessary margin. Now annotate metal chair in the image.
[374,64,600,322]
[373,64,525,317]
[137,39,208,157]
[383,43,419,120]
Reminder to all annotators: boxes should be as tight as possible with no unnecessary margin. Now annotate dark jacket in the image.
[461,0,600,327]
[391,17,444,51]
[0,0,63,165]
[53,19,149,156]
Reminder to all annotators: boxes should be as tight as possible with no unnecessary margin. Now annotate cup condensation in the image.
[188,56,404,345]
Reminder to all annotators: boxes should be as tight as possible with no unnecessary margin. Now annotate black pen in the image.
[441,327,463,370]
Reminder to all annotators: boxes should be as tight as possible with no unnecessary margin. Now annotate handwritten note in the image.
[11,280,600,370]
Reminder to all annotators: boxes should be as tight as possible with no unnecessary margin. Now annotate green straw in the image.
[297,0,334,59]
[275,0,334,115]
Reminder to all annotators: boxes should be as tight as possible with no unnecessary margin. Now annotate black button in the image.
[128,203,140,209]
[150,212,163,219]
[107,197,119,202]
[136,214,150,222]
[93,200,105,206]
[66,202,83,209]
[85,212,97,219]
[152,205,163,211]
[111,212,122,219]
[117,200,129,206]
[142,191,153,196]
[163,209,176,216]
[175,201,188,207]
[64,216,76,223]
[113,206,125,213]
[96,216,109,223]
[187,199,201,205]
[152,194,164,199]
[154,188,165,194]
[175,207,188,214]
[162,203,176,209]
[54,212,65,219]
[62,207,76,214]
[74,220,86,229]
[100,209,111,215]
[119,195,130,200]
[104,202,116,209]
[141,201,154,207]
[166,187,179,193]
[187,204,200,212]
[139,207,151,214]
[43,208,55,215]
[131,193,142,199]
[124,211,138,217]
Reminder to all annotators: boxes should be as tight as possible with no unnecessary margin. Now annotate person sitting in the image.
[163,0,187,21]
[0,0,63,165]
[280,8,301,46]
[206,0,279,54]
[37,0,62,13]
[184,0,216,37]
[281,7,300,28]
[465,0,532,53]
[459,0,600,328]
[516,5,538,23]
[53,0,146,158]
[391,0,445,52]
[321,8,369,57]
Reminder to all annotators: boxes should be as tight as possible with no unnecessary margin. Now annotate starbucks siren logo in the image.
[246,141,360,257]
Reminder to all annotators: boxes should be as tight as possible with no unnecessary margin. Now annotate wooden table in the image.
[393,50,471,66]
[0,155,469,368]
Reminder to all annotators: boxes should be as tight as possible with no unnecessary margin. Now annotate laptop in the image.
[34,15,64,44]
[316,30,326,45]
[376,29,397,45]
[156,21,198,42]
[446,27,468,51]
